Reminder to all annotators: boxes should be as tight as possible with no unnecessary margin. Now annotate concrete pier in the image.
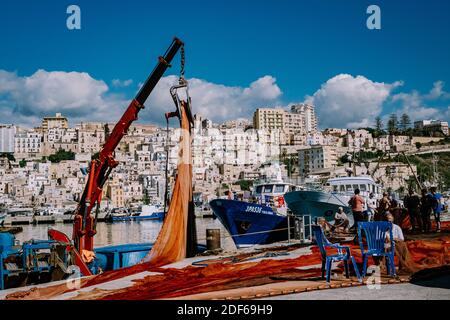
[32,216,56,224]
[4,216,33,225]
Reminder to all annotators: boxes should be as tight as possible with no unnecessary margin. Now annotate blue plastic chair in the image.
[312,225,361,283]
[357,222,396,277]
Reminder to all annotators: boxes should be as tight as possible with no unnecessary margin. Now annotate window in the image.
[333,185,338,192]
[352,184,359,191]
[359,184,367,192]
[255,186,263,194]
[263,185,273,193]
[275,185,285,193]
[346,185,352,192]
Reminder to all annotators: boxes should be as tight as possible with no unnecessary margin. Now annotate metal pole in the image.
[287,212,291,244]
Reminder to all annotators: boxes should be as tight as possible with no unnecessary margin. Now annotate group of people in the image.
[403,187,443,233]
[346,187,444,233]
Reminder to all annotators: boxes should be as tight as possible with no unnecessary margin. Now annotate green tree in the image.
[19,159,27,167]
[142,192,150,205]
[48,149,75,163]
[387,113,399,135]
[415,142,422,150]
[374,116,383,137]
[400,113,411,133]
[234,180,253,191]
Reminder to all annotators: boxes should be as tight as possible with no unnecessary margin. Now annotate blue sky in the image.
[0,0,449,128]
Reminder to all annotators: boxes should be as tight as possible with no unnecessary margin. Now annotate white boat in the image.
[106,207,131,222]
[131,204,165,220]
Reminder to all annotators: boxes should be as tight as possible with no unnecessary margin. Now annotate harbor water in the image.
[14,217,237,251]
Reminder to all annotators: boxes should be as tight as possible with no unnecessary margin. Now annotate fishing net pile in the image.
[6,222,450,300]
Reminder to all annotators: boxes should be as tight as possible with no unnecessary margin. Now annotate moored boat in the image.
[210,180,298,248]
[284,176,382,224]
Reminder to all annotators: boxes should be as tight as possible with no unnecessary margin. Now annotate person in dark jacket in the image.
[404,188,422,232]
[420,188,434,233]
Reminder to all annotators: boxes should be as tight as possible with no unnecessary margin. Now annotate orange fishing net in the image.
[6,224,450,300]
[140,101,193,266]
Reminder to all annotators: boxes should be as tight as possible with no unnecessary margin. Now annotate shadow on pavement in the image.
[410,265,450,289]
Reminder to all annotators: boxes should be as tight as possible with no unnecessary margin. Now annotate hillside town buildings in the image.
[0,106,443,209]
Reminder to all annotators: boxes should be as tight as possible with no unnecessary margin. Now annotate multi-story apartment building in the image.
[14,131,43,159]
[253,108,285,131]
[290,104,318,133]
[298,145,338,177]
[253,104,318,145]
[0,124,16,153]
[42,113,69,130]
[77,122,106,154]
[414,120,449,136]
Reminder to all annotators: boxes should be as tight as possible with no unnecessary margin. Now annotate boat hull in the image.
[284,190,353,224]
[209,199,289,248]
[108,212,165,222]
[94,243,206,272]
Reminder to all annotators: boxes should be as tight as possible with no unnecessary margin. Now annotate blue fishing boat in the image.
[93,243,206,271]
[210,199,289,248]
[210,179,298,248]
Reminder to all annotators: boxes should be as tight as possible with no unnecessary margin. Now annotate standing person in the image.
[376,192,391,221]
[430,187,443,232]
[348,188,365,230]
[420,188,434,233]
[366,193,377,222]
[404,188,422,232]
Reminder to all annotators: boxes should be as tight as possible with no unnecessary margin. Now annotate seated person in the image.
[385,212,404,242]
[384,213,419,273]
[334,207,349,232]
[317,217,333,236]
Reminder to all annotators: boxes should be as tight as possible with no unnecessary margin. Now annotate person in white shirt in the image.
[334,207,349,232]
[366,193,377,222]
[384,213,419,273]
[385,212,404,241]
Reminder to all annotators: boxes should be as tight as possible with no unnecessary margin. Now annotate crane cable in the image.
[163,44,186,214]
[164,116,170,214]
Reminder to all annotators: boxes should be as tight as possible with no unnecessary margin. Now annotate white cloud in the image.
[306,74,402,129]
[112,79,133,88]
[0,70,127,127]
[391,81,450,121]
[0,70,282,127]
[140,75,282,125]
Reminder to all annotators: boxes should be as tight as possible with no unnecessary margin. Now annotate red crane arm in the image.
[71,38,184,257]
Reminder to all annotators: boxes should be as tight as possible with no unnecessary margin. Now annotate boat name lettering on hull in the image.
[245,206,262,213]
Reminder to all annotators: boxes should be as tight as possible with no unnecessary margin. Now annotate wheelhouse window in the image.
[263,185,274,193]
[255,186,263,194]
[359,184,367,192]
[275,184,285,193]
[346,185,352,192]
[333,185,338,192]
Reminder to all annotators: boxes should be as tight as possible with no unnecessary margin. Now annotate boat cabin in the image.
[254,183,297,197]
[326,176,381,198]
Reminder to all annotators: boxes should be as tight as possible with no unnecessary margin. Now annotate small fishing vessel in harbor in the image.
[284,176,382,223]
[210,180,298,248]
[106,204,165,222]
